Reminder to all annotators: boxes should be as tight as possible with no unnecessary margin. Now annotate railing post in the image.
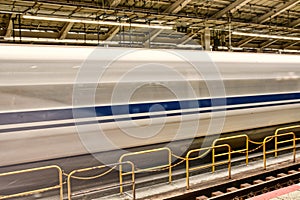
[228,145,231,179]
[212,147,215,173]
[67,171,74,200]
[263,137,268,170]
[293,133,296,163]
[186,156,190,190]
[129,162,136,200]
[58,168,63,200]
[168,148,172,183]
[119,161,123,194]
[275,130,278,158]
[246,136,249,166]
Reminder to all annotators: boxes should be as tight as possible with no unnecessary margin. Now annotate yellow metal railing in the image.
[119,147,172,193]
[213,134,249,171]
[67,161,135,200]
[274,125,300,157]
[263,132,296,170]
[185,144,231,190]
[2,124,300,198]
[0,165,63,200]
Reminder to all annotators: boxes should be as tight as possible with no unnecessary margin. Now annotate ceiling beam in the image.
[283,41,299,49]
[210,0,252,19]
[260,39,278,48]
[290,18,300,27]
[179,33,197,45]
[69,6,82,17]
[106,26,120,41]
[58,22,74,39]
[7,0,300,33]
[237,36,256,47]
[164,0,192,14]
[144,29,164,45]
[257,0,300,23]
[4,14,16,38]
[110,0,122,7]
[147,0,192,42]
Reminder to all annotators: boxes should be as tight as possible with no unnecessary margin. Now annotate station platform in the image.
[248,184,300,200]
[22,148,299,200]
[3,126,300,200]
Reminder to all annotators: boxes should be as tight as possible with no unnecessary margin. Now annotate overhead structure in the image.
[210,0,252,19]
[144,29,164,47]
[105,26,120,41]
[59,22,74,40]
[290,18,300,28]
[0,0,299,53]
[164,0,193,14]
[256,0,300,23]
[260,39,279,49]
[110,0,122,7]
[237,37,257,47]
[4,13,15,38]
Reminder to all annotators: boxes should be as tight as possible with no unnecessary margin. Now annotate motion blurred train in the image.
[0,44,300,166]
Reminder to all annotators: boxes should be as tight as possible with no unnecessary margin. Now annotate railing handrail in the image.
[67,161,135,200]
[213,134,249,167]
[2,124,300,199]
[185,144,232,189]
[274,125,300,157]
[0,165,63,200]
[263,132,296,170]
[119,147,172,193]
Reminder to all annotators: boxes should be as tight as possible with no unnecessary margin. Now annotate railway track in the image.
[166,162,300,200]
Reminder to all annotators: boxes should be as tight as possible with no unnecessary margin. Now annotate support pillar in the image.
[203,27,211,51]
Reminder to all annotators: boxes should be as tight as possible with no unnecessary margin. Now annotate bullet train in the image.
[0,44,300,166]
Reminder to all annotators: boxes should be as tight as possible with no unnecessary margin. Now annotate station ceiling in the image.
[0,0,299,53]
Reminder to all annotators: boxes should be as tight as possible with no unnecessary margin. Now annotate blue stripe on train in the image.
[0,92,300,125]
[0,100,300,133]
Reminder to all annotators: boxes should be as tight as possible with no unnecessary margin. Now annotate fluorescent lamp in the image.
[217,46,244,50]
[23,15,173,30]
[4,37,199,48]
[232,31,300,41]
[279,49,300,53]
[3,37,119,45]
[0,10,22,14]
[176,44,202,48]
[12,28,55,33]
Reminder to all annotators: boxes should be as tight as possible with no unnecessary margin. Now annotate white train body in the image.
[0,45,300,166]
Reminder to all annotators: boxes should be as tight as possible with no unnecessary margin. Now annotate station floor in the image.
[248,184,300,200]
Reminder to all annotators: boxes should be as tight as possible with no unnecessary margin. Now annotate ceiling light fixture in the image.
[0,10,22,14]
[3,37,120,45]
[232,31,300,41]
[23,15,173,30]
